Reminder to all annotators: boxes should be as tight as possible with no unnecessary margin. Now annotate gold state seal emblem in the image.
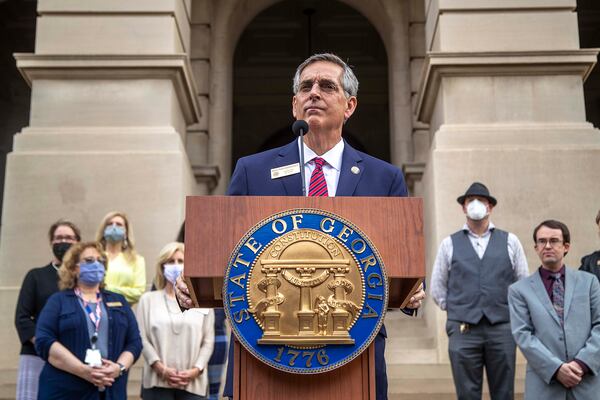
[224,209,388,373]
[248,228,364,345]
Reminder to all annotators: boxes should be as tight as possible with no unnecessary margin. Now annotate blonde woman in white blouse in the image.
[136,242,214,400]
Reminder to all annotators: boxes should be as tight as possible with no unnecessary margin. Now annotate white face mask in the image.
[163,263,184,285]
[466,199,488,221]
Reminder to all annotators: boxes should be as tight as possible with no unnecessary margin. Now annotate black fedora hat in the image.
[456,182,497,206]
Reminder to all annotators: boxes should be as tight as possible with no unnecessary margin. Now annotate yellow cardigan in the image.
[105,252,146,304]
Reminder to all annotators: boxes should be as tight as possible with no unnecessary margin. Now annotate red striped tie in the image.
[308,157,328,197]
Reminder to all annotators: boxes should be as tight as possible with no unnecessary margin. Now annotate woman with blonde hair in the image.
[35,241,142,399]
[95,211,146,304]
[136,242,214,400]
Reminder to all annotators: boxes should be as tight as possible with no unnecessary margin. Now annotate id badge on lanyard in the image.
[85,343,102,367]
[84,330,102,367]
[76,289,103,367]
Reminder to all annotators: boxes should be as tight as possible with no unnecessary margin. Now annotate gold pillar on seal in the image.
[261,267,281,335]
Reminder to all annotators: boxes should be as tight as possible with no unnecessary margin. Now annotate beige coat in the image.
[136,289,215,396]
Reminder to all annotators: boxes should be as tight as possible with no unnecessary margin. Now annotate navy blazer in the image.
[35,289,142,400]
[227,139,408,197]
[224,139,409,399]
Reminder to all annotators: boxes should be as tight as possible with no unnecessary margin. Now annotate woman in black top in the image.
[14,220,81,400]
[580,209,600,282]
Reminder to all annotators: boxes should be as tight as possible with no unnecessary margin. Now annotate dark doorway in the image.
[0,0,37,226]
[232,0,389,168]
[578,0,600,128]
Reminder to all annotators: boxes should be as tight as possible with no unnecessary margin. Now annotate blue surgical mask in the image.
[103,225,126,242]
[79,260,106,285]
[163,263,184,285]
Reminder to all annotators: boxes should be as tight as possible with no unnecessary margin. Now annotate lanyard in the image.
[74,288,102,347]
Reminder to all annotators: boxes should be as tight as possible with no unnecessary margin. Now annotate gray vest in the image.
[447,228,514,324]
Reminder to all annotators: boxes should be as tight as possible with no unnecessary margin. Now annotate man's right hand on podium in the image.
[175,276,193,309]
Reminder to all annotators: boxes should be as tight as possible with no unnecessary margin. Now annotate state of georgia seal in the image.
[223,209,389,374]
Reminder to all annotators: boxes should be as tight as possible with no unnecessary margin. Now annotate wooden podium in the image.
[185,196,424,400]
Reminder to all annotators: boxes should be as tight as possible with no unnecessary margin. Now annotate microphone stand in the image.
[299,127,307,196]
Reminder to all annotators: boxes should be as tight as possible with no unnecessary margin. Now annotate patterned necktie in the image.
[551,273,564,325]
[308,157,328,197]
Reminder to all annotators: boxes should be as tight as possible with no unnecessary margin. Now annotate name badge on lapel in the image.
[271,163,300,179]
[106,301,123,307]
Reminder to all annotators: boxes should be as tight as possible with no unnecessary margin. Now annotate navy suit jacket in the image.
[35,289,142,400]
[223,139,408,399]
[227,138,408,197]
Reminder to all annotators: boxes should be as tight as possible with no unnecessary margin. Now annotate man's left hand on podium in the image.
[174,276,193,309]
[405,283,426,309]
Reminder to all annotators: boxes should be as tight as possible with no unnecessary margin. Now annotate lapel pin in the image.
[351,166,360,175]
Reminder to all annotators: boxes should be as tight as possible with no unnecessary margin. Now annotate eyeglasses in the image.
[536,238,563,248]
[53,235,78,242]
[79,257,106,265]
[298,78,340,94]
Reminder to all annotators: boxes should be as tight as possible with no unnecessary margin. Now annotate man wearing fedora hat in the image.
[431,182,529,400]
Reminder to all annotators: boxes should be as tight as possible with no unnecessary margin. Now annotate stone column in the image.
[0,0,202,365]
[405,0,428,196]
[416,0,600,362]
[188,0,220,192]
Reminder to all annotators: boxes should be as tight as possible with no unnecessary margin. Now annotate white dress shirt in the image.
[430,222,529,310]
[298,137,344,196]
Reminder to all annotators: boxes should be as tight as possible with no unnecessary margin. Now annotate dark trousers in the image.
[374,330,387,400]
[447,318,516,400]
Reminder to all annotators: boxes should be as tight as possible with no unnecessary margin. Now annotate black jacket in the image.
[579,250,600,283]
[14,263,59,355]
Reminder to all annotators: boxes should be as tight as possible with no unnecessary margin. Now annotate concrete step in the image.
[386,334,435,349]
[387,363,527,379]
[387,363,526,399]
[389,395,524,400]
[385,348,439,364]
[0,369,18,400]
[384,310,436,360]
[389,377,525,394]
[384,310,430,337]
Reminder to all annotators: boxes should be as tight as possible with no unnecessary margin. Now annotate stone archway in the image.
[205,0,413,194]
[231,0,388,167]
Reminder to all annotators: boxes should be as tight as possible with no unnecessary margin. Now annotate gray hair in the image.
[292,53,359,98]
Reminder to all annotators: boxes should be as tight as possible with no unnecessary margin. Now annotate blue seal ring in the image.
[223,209,388,374]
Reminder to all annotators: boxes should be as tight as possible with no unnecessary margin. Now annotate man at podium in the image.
[178,53,426,400]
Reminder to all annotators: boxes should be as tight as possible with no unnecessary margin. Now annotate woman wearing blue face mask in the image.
[136,242,215,400]
[95,211,146,305]
[35,241,142,400]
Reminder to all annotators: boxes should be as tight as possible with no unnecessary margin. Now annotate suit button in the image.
[558,336,563,341]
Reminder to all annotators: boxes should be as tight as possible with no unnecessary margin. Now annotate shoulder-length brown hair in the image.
[48,219,81,243]
[95,211,138,263]
[59,242,109,290]
[154,242,184,290]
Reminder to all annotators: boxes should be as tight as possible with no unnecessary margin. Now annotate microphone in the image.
[292,120,309,196]
[292,120,309,137]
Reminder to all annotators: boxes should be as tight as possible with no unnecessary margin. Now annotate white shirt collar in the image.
[298,137,344,171]
[462,221,495,237]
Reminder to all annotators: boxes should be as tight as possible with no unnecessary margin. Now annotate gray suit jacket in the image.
[508,267,600,399]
